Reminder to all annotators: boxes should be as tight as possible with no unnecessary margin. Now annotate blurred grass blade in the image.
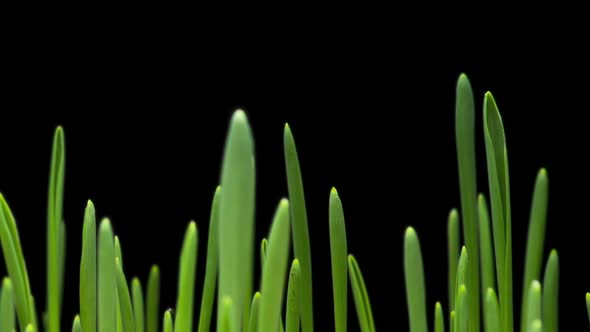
[72,315,81,332]
[80,200,97,332]
[115,236,124,268]
[284,123,314,332]
[478,194,496,297]
[98,218,116,332]
[521,169,549,332]
[586,293,589,324]
[218,110,256,331]
[456,247,468,302]
[115,258,135,332]
[447,208,460,311]
[146,265,160,332]
[329,188,348,332]
[542,250,558,332]
[1,277,15,331]
[259,199,291,332]
[175,222,198,332]
[483,91,513,332]
[449,311,454,332]
[47,126,65,332]
[26,323,35,332]
[529,320,542,332]
[434,302,444,332]
[220,297,233,332]
[198,186,221,332]
[0,194,33,328]
[456,285,468,332]
[247,292,261,332]
[132,278,145,332]
[404,227,427,332]
[163,310,174,332]
[455,73,480,332]
[260,238,268,272]
[525,281,542,332]
[349,255,375,332]
[115,236,124,332]
[286,259,301,332]
[484,288,500,332]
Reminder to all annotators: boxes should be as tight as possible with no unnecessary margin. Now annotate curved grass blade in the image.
[329,188,348,332]
[478,194,496,298]
[525,281,541,332]
[247,292,261,332]
[80,200,96,332]
[349,255,375,332]
[198,186,221,332]
[455,73,480,332]
[260,238,268,272]
[163,310,174,332]
[218,110,256,331]
[146,265,160,332]
[520,169,549,332]
[72,315,81,332]
[434,302,444,332]
[286,259,301,332]
[447,208,460,311]
[284,123,314,332]
[220,297,233,332]
[132,278,145,332]
[175,222,198,332]
[98,218,116,332]
[404,227,427,332]
[1,277,15,331]
[542,250,558,332]
[47,126,65,332]
[484,91,513,332]
[456,285,468,332]
[259,199,291,332]
[484,288,500,332]
[115,258,135,332]
[0,194,33,328]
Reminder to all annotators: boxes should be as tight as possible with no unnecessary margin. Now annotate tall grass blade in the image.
[404,227,427,332]
[175,222,198,332]
[247,292,261,332]
[447,209,460,311]
[286,259,301,332]
[586,293,589,325]
[455,72,480,332]
[478,194,496,298]
[348,255,375,332]
[163,310,173,332]
[284,123,314,332]
[456,247,469,301]
[542,250,558,332]
[456,285,468,332]
[220,297,233,332]
[132,278,145,332]
[72,315,81,332]
[198,186,221,332]
[115,258,135,332]
[521,169,549,332]
[218,110,256,331]
[484,289,501,332]
[98,218,116,332]
[434,302,445,332]
[146,265,160,332]
[525,281,541,332]
[329,188,348,332]
[1,277,15,331]
[80,200,96,332]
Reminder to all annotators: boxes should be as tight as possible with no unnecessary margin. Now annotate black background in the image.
[1,23,589,330]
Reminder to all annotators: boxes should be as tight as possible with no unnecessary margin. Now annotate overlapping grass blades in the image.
[402,74,579,331]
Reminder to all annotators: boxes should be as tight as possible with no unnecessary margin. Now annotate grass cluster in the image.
[403,74,590,331]
[0,74,589,332]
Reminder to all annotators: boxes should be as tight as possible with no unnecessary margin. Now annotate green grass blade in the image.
[525,281,541,332]
[478,194,496,298]
[286,259,301,332]
[132,278,145,332]
[520,169,549,332]
[329,188,348,332]
[218,110,256,331]
[115,236,124,268]
[449,311,454,332]
[260,238,268,273]
[98,218,116,332]
[284,123,314,332]
[434,302,445,332]
[115,236,124,332]
[0,194,33,328]
[163,310,174,332]
[47,126,65,332]
[259,199,291,332]
[542,250,558,332]
[80,200,97,332]
[586,293,589,325]
[529,320,542,332]
[348,255,375,332]
[484,289,502,332]
[455,73,480,332]
[247,292,261,332]
[1,277,15,331]
[72,315,81,332]
[456,285,468,332]
[26,323,35,332]
[455,247,469,302]
[146,265,160,332]
[447,209,460,311]
[58,220,66,315]
[404,227,427,332]
[198,186,221,332]
[175,222,198,332]
[484,91,513,332]
[220,297,233,332]
[115,258,135,332]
